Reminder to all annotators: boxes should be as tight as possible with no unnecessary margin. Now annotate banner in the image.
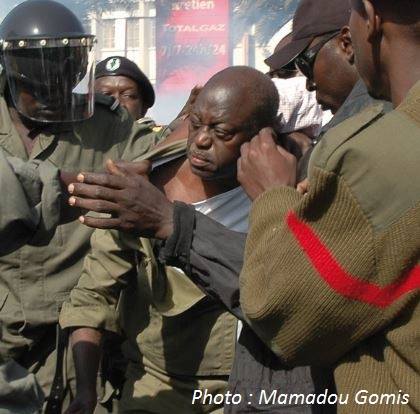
[156,0,230,93]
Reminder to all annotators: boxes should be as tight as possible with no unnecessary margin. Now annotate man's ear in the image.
[338,26,355,64]
[363,0,382,41]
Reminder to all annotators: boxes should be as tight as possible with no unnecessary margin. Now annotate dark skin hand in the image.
[237,128,297,201]
[58,172,86,224]
[168,85,203,131]
[60,172,79,189]
[297,178,310,195]
[176,85,203,121]
[68,159,174,240]
[154,118,189,149]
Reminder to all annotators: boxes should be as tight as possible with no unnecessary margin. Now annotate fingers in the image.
[259,128,279,146]
[240,130,276,171]
[238,143,250,179]
[191,85,203,100]
[68,183,118,202]
[246,128,276,153]
[76,172,127,189]
[106,159,126,177]
[240,142,250,158]
[258,127,277,140]
[241,127,297,165]
[237,157,243,180]
[297,179,310,195]
[69,197,119,214]
[79,216,122,230]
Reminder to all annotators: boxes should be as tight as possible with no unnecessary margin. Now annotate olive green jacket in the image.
[0,149,61,256]
[60,140,237,377]
[0,93,164,361]
[0,360,44,413]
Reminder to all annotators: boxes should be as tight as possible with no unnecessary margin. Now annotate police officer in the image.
[95,56,155,120]
[0,1,163,412]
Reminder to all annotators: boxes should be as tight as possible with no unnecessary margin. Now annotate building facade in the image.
[90,0,157,83]
[90,0,272,85]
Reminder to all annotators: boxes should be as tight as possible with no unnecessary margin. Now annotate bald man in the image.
[61,67,282,414]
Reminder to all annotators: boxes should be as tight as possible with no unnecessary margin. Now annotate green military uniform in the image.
[0,150,61,414]
[0,86,165,409]
[240,83,420,413]
[0,149,61,257]
[60,140,237,414]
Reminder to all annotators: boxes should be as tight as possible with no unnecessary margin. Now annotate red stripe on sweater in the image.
[287,212,420,308]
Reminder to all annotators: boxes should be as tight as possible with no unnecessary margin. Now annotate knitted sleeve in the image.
[239,166,420,367]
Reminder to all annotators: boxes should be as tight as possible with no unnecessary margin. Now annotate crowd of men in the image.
[0,0,419,413]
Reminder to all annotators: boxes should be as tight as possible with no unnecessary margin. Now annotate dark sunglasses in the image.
[267,68,298,79]
[295,30,341,80]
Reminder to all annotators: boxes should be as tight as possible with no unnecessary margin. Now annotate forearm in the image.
[161,202,245,320]
[70,328,103,393]
[240,169,410,366]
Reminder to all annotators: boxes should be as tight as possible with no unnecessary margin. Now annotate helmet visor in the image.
[2,37,95,123]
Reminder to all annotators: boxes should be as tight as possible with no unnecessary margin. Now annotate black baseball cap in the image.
[265,0,351,70]
[95,56,155,109]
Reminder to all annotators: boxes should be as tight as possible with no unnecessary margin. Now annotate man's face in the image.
[187,87,257,181]
[303,35,348,113]
[95,76,145,119]
[16,89,54,120]
[14,80,74,122]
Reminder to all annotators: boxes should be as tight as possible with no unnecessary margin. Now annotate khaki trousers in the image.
[119,363,227,414]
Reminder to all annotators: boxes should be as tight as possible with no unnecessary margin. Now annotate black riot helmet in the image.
[0,0,96,123]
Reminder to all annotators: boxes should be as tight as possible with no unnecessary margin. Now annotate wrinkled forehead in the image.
[193,84,254,124]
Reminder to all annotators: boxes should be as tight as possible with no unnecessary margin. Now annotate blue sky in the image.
[0,1,22,20]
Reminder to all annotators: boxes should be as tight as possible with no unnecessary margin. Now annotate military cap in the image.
[95,56,155,109]
[265,0,351,70]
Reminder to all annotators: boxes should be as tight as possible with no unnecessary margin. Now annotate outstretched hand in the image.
[177,85,203,120]
[68,159,174,239]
